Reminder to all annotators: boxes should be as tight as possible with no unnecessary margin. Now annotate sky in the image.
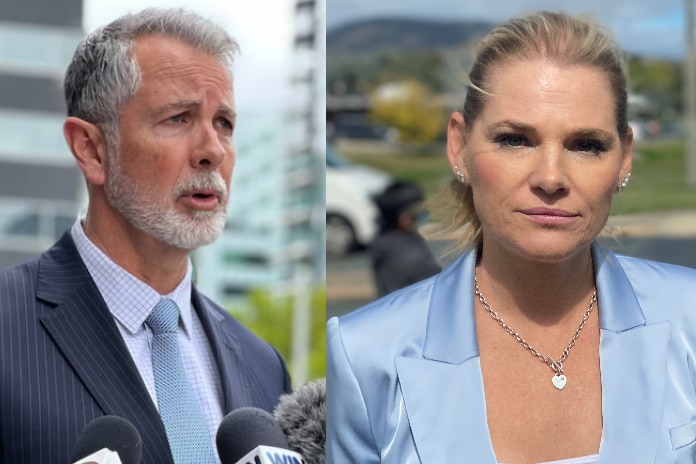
[84,0,296,111]
[327,0,689,59]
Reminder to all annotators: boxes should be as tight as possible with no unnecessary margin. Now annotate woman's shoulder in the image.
[613,253,696,322]
[333,276,437,337]
[615,253,696,287]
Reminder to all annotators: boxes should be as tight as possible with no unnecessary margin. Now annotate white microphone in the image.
[72,448,122,464]
[231,445,303,464]
[216,407,305,464]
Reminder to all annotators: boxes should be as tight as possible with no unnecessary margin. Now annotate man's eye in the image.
[169,114,184,123]
[218,118,233,130]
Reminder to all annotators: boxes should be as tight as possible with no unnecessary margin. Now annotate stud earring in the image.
[454,166,466,184]
[618,172,631,191]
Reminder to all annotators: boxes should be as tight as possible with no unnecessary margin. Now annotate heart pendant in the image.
[552,373,567,390]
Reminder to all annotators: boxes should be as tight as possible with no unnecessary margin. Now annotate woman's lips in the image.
[519,207,579,225]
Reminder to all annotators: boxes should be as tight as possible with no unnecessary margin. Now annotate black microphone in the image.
[216,407,304,464]
[274,379,326,464]
[71,415,143,464]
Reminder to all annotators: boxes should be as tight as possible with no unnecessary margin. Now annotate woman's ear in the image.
[63,117,109,186]
[446,111,469,180]
[620,126,634,184]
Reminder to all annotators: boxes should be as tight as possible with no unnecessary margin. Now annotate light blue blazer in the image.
[327,243,696,463]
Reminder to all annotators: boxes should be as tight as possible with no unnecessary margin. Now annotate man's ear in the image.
[446,111,469,180]
[63,117,109,186]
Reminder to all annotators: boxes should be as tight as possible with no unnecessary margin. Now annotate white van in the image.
[326,146,391,256]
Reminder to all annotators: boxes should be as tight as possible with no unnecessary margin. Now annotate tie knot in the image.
[147,298,180,334]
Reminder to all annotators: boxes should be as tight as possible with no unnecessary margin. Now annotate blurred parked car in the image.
[326,145,391,256]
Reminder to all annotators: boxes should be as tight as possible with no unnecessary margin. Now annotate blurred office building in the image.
[183,0,327,305]
[0,0,325,305]
[0,0,84,267]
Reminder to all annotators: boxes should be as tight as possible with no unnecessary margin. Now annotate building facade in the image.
[195,0,326,305]
[0,0,84,268]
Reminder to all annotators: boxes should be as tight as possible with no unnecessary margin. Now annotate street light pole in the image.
[686,0,696,187]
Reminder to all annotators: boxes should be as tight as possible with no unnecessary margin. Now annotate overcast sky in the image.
[328,0,687,59]
[84,0,295,111]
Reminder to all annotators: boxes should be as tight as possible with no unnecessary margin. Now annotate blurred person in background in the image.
[327,11,696,463]
[0,8,291,464]
[371,181,441,297]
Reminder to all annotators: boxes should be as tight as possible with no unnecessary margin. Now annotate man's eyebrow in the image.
[151,99,201,116]
[151,100,236,120]
[218,104,236,121]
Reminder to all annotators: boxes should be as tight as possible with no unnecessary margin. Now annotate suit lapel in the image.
[592,245,671,463]
[397,250,497,462]
[36,233,170,459]
[192,288,250,412]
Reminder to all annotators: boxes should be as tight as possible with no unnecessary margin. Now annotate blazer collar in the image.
[422,242,649,363]
[399,242,670,463]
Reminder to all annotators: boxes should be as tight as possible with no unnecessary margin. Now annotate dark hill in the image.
[327,18,495,57]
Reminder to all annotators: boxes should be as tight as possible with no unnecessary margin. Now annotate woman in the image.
[326,11,696,464]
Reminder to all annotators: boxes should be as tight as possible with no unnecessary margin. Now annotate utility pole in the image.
[686,0,696,187]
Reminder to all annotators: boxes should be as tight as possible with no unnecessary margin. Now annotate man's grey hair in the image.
[64,7,239,148]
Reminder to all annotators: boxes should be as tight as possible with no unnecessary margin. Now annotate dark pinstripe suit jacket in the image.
[0,232,292,464]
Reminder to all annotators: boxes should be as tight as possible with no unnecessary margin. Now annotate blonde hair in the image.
[431,11,629,252]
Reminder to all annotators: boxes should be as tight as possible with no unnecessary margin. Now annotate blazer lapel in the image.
[36,234,170,455]
[396,357,496,463]
[397,250,497,463]
[396,244,671,463]
[592,244,671,464]
[192,288,250,412]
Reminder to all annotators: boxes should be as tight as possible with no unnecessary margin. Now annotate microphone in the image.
[216,407,305,464]
[71,416,143,464]
[274,379,326,464]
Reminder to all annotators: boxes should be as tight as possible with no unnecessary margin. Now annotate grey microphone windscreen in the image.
[274,378,326,464]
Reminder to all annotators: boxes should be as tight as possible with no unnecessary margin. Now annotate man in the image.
[371,181,442,297]
[0,8,291,464]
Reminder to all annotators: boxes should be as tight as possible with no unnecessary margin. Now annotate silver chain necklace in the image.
[473,273,597,390]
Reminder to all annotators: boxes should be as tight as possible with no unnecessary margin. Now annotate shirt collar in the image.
[70,219,194,337]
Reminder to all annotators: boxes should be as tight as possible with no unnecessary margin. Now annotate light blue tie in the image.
[147,298,217,463]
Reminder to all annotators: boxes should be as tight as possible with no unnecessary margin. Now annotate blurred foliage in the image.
[627,56,683,116]
[329,50,684,124]
[342,138,696,213]
[328,51,444,94]
[369,80,447,146]
[612,138,696,214]
[228,285,326,381]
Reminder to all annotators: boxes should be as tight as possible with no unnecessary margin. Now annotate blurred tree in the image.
[628,56,683,116]
[373,52,444,91]
[369,80,447,146]
[228,285,326,381]
[327,51,443,95]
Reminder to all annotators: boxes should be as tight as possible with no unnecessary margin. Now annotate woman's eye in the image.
[496,134,527,147]
[574,140,606,154]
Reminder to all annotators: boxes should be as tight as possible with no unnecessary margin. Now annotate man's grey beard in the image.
[104,150,229,251]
